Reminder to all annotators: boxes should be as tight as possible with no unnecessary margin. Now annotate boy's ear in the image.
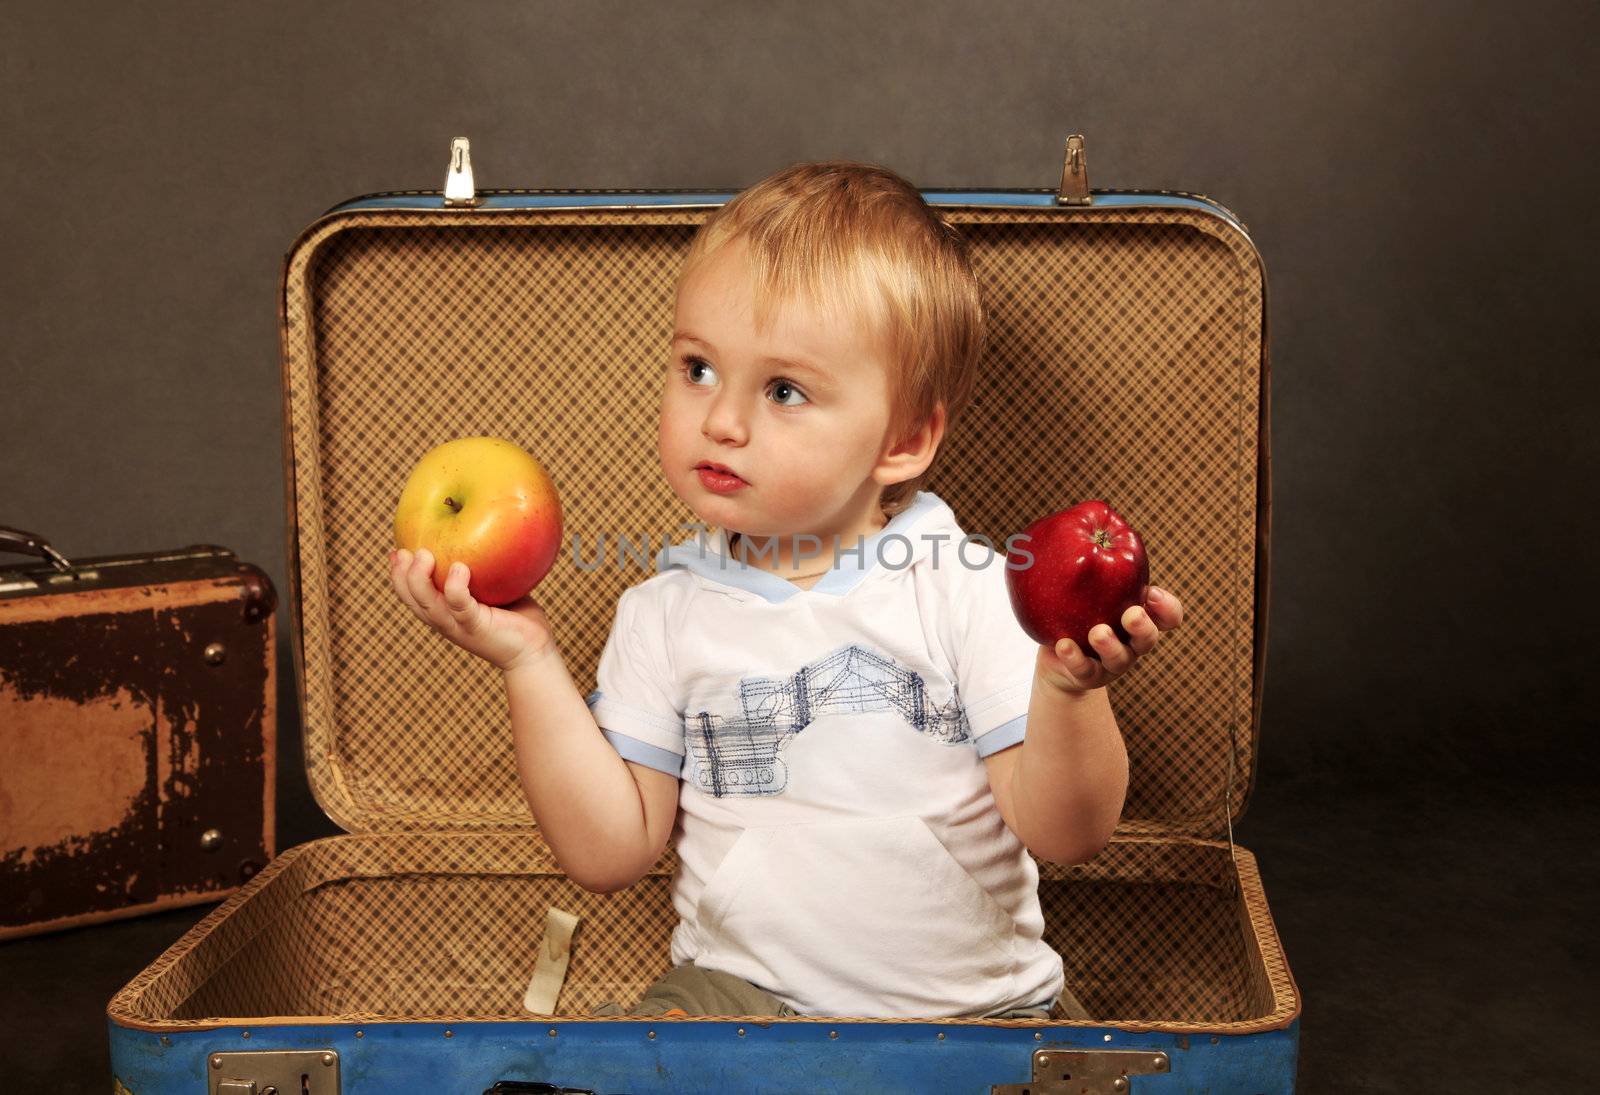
[873,401,947,488]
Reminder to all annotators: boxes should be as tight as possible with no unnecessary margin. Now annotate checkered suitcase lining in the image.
[112,830,1290,1030]
[288,209,1262,836]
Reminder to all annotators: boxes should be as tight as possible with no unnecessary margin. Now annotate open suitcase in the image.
[108,135,1300,1094]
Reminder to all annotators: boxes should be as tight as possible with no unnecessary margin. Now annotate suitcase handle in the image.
[0,525,75,573]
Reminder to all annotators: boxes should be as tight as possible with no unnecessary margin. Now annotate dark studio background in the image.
[3,2,1596,1091]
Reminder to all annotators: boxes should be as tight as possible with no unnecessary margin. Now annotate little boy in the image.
[387,160,1182,1020]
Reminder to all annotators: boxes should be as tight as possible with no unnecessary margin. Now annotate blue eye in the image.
[678,355,809,408]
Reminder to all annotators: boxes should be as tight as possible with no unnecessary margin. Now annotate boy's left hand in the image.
[1035,586,1185,694]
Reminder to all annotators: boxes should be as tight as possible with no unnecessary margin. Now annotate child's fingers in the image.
[1088,624,1134,675]
[393,552,506,664]
[418,556,487,641]
[440,561,480,625]
[390,548,424,616]
[1121,605,1161,656]
[1056,638,1102,687]
[405,548,446,615]
[1146,586,1184,631]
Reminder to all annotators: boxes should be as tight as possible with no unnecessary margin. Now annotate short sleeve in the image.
[951,545,1040,758]
[584,584,686,778]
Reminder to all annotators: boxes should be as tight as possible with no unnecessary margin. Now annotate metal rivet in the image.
[1034,1032,1043,1041]
[937,1032,946,1041]
[1210,1035,1220,1044]
[548,1028,558,1038]
[829,1031,838,1040]
[204,642,227,665]
[1040,1054,1051,1066]
[1102,1033,1112,1042]
[355,1030,364,1038]
[1112,1080,1127,1092]
[323,1053,335,1066]
[200,828,223,852]
[444,1029,453,1038]
[159,1035,171,1046]
[647,1030,656,1040]
[241,1030,250,1039]
[737,1027,746,1037]
[210,1055,223,1069]
[1153,1057,1165,1070]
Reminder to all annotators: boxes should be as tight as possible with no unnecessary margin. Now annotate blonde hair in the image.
[676,160,986,517]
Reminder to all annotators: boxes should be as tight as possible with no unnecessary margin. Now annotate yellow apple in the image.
[393,436,562,606]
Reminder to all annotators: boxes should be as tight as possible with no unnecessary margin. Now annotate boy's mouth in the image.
[695,461,744,481]
[695,461,749,493]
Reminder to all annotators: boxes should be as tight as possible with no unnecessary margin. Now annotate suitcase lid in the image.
[280,139,1269,841]
[0,540,275,620]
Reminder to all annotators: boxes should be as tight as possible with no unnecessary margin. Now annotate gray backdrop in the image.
[3,3,1596,1091]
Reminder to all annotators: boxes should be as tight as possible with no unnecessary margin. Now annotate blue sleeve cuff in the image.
[601,728,686,778]
[973,712,1027,757]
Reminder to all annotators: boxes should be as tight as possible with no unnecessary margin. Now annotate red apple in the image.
[1004,500,1149,660]
[393,436,562,607]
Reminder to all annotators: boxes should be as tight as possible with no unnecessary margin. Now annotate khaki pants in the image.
[592,963,1091,1020]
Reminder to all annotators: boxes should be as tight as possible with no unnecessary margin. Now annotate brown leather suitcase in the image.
[0,527,277,939]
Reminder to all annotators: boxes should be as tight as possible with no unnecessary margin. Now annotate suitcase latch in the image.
[208,1049,340,1095]
[1056,133,1092,206]
[991,1047,1169,1094]
[445,136,480,207]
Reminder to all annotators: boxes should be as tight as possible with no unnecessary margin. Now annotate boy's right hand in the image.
[388,547,556,673]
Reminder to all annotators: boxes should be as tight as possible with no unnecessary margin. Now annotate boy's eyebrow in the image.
[672,332,838,387]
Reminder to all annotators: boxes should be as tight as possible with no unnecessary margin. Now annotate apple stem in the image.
[444,496,462,513]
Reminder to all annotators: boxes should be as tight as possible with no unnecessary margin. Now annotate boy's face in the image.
[659,235,900,540]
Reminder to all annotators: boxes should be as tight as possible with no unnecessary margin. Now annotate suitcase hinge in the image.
[992,1047,1169,1094]
[208,1049,340,1094]
[1056,134,1092,206]
[445,137,480,207]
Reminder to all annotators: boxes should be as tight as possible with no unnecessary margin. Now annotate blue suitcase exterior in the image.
[109,136,1298,1093]
[109,1014,1300,1093]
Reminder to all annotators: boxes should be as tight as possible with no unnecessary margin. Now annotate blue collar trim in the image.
[654,490,952,605]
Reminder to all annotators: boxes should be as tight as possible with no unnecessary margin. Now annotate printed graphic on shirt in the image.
[684,643,971,798]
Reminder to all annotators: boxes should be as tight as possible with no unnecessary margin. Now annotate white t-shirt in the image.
[584,489,1066,1018]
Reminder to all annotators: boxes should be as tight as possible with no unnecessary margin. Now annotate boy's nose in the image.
[702,397,749,445]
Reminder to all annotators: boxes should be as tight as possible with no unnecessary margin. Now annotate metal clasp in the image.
[208,1049,340,1095]
[445,136,479,207]
[1056,133,1091,206]
[992,1047,1169,1094]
